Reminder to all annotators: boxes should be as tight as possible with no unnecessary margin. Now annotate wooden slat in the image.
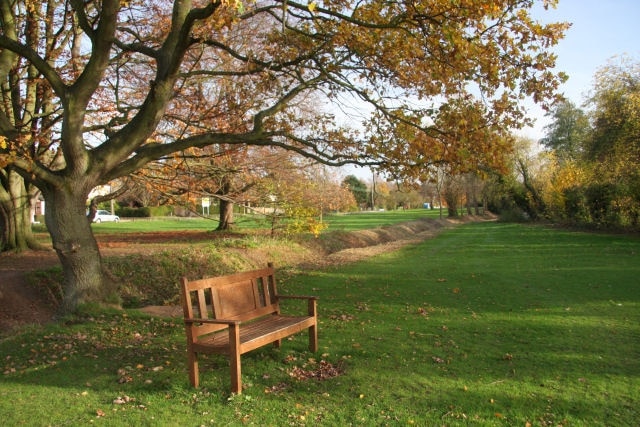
[191,315,315,355]
[180,277,194,319]
[196,289,207,319]
[187,267,274,290]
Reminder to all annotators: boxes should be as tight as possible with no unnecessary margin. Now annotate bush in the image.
[116,206,151,218]
[148,205,174,217]
[563,186,590,224]
[497,208,530,223]
[585,183,617,226]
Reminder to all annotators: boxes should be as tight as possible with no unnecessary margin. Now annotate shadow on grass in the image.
[1,222,639,425]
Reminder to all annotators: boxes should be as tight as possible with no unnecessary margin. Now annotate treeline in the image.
[492,56,640,230]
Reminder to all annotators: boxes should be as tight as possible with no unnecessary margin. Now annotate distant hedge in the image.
[148,206,174,217]
[116,206,151,218]
[115,205,176,218]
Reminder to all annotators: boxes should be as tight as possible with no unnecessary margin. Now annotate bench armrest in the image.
[184,318,240,326]
[275,295,318,317]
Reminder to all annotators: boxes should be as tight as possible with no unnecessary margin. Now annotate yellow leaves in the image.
[542,0,560,10]
[220,0,245,13]
[308,1,318,13]
[0,136,18,168]
[307,218,328,238]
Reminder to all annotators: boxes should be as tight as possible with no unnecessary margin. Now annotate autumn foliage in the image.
[0,0,568,311]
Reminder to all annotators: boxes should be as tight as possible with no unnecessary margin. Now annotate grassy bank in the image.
[2,222,638,426]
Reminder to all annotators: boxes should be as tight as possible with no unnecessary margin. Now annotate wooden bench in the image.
[180,263,318,394]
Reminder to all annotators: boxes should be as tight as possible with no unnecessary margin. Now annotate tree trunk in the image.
[444,180,460,218]
[0,200,13,251]
[216,175,234,231]
[0,170,42,251]
[42,186,117,313]
[217,198,234,231]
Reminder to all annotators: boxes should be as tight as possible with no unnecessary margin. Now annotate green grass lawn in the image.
[322,208,444,231]
[71,208,443,235]
[2,222,638,426]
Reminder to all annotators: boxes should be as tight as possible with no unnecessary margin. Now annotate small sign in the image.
[202,197,210,215]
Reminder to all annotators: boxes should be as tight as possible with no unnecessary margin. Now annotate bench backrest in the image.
[181,266,280,338]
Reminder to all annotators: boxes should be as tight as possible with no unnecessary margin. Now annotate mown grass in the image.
[69,208,442,234]
[2,222,639,426]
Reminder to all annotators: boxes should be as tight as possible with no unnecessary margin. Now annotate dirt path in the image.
[0,250,60,332]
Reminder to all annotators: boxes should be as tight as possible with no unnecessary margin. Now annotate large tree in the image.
[343,175,368,209]
[586,57,640,164]
[0,0,60,251]
[583,56,640,226]
[540,100,590,162]
[0,0,567,313]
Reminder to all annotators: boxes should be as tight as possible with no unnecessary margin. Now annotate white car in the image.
[93,210,120,223]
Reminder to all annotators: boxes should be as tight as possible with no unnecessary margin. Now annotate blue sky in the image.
[523,0,640,140]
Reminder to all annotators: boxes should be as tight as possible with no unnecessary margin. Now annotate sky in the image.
[522,0,640,140]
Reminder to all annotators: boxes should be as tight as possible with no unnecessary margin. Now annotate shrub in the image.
[149,205,174,217]
[563,186,590,224]
[116,206,151,218]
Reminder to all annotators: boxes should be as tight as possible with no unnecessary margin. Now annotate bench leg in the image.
[229,325,242,394]
[308,298,318,352]
[309,324,318,353]
[188,351,200,388]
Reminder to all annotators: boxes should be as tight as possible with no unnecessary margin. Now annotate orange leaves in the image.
[288,359,344,381]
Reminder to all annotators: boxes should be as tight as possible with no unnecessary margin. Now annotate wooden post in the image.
[309,298,318,352]
[229,324,242,394]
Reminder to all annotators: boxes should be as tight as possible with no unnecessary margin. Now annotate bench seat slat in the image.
[192,315,315,354]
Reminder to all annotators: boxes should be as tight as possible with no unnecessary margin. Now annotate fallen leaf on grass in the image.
[288,360,344,381]
[113,395,134,405]
[118,375,133,384]
[329,314,354,321]
[264,382,288,394]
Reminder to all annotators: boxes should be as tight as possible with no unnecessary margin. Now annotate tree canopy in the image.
[497,55,640,228]
[343,175,368,208]
[0,0,568,312]
[540,100,590,162]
